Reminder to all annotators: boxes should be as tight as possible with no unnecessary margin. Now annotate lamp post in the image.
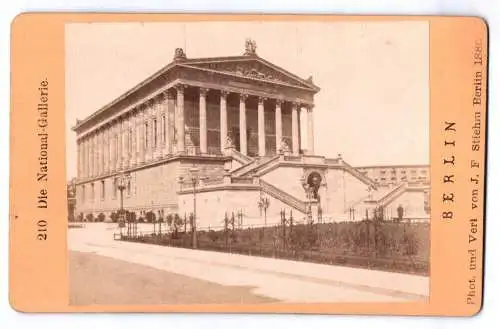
[115,171,131,236]
[151,200,156,235]
[258,181,270,227]
[178,166,204,249]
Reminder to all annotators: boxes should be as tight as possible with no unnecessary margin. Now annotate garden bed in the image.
[120,221,429,275]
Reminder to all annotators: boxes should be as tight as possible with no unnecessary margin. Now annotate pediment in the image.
[182,57,319,91]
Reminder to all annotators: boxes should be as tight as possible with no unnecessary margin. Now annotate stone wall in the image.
[261,166,306,200]
[322,168,371,218]
[385,190,429,220]
[75,157,226,219]
[178,186,308,229]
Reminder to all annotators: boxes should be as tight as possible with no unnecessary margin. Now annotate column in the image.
[130,111,137,167]
[91,135,95,177]
[109,123,116,173]
[239,94,248,155]
[115,119,122,170]
[100,127,106,175]
[167,90,175,154]
[91,133,96,177]
[199,88,208,154]
[220,90,228,152]
[87,135,92,177]
[147,101,154,161]
[258,96,266,157]
[97,130,103,175]
[97,132,101,175]
[138,108,145,164]
[84,138,89,178]
[94,133,99,176]
[155,98,162,159]
[175,85,185,153]
[104,126,109,173]
[77,140,81,177]
[275,99,283,154]
[291,102,300,156]
[151,99,158,160]
[307,105,315,155]
[161,92,170,156]
[123,116,130,168]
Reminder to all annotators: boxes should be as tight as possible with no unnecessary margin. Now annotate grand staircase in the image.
[230,149,254,166]
[231,155,280,177]
[259,179,308,214]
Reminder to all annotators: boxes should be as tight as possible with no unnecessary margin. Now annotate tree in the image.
[166,213,174,234]
[173,213,182,238]
[146,211,156,223]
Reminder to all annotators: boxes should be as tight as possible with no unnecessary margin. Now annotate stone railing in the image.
[325,157,342,165]
[342,160,378,187]
[237,155,281,177]
[377,183,407,207]
[230,159,258,176]
[231,177,254,184]
[260,179,307,213]
[184,145,223,157]
[231,149,254,164]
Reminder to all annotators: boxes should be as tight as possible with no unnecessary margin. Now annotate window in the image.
[400,170,406,174]
[145,122,149,148]
[81,185,86,202]
[411,169,417,174]
[391,177,397,181]
[127,180,131,196]
[91,183,95,201]
[113,179,117,198]
[153,119,158,147]
[380,170,386,174]
[421,169,427,174]
[381,177,386,181]
[101,180,105,200]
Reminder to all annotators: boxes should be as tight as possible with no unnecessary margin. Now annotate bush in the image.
[110,211,118,222]
[85,213,94,222]
[97,213,106,222]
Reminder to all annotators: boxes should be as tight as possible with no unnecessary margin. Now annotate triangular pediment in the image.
[181,56,319,92]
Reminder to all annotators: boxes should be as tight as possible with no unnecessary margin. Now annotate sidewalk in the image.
[68,223,429,302]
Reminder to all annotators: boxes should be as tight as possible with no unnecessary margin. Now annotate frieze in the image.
[180,67,314,103]
[189,61,312,90]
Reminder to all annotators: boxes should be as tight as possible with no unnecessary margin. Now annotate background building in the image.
[355,165,430,186]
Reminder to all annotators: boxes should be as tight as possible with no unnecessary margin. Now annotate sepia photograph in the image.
[65,20,430,305]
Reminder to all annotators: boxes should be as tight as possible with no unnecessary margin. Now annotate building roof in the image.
[73,40,320,132]
[355,164,430,170]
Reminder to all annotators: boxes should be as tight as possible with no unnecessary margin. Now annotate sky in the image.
[65,20,429,179]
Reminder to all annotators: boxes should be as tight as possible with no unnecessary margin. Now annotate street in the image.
[68,223,429,304]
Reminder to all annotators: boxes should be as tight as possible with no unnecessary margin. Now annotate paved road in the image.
[69,251,277,305]
[68,223,429,303]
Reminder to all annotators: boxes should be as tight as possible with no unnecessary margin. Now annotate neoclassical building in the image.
[73,40,430,226]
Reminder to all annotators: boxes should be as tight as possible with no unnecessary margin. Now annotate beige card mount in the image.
[9,13,487,315]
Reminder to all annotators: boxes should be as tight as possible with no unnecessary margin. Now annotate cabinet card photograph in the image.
[9,14,487,316]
